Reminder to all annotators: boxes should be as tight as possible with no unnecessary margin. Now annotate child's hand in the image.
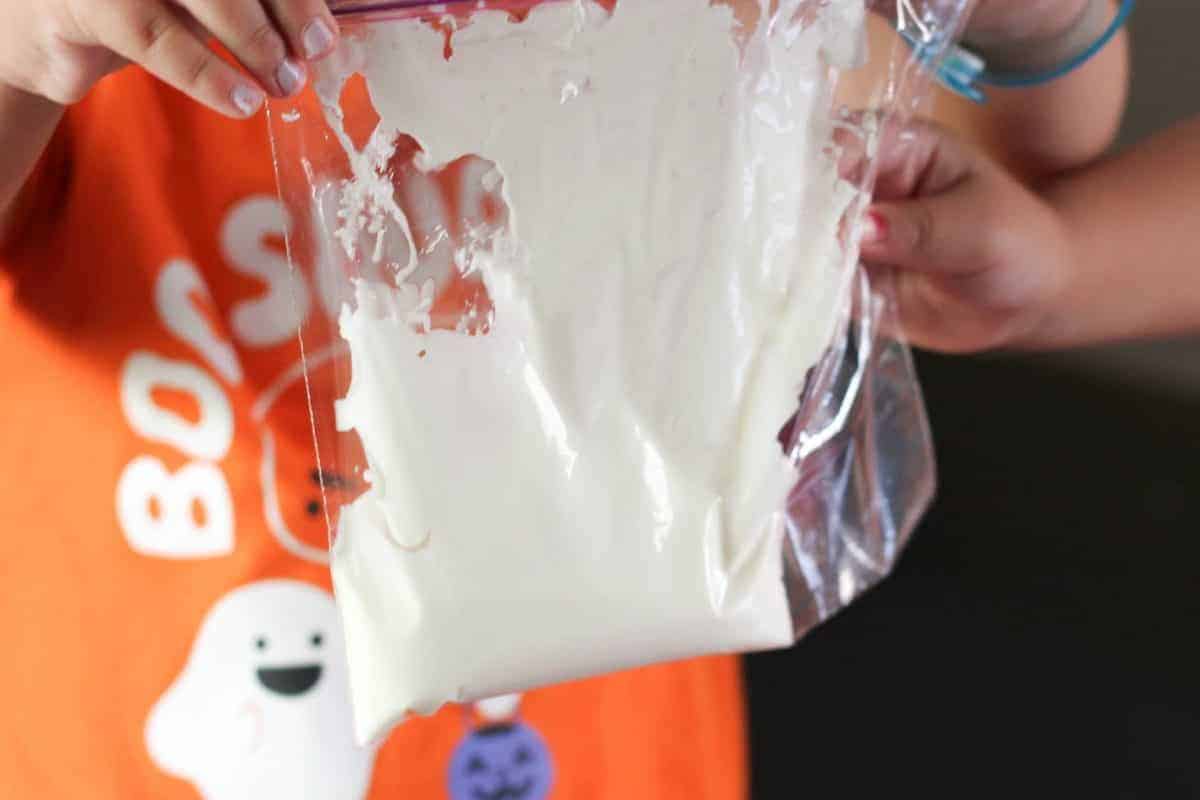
[861,121,1074,354]
[961,0,1092,42]
[870,0,1091,42]
[0,0,340,119]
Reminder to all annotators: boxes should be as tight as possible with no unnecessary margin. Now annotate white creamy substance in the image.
[321,0,866,744]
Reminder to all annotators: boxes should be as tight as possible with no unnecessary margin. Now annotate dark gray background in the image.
[747,6,1200,797]
[1051,0,1200,394]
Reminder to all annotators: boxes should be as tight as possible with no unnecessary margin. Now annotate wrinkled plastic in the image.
[269,0,967,743]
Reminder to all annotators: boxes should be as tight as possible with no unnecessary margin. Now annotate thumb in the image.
[860,188,993,279]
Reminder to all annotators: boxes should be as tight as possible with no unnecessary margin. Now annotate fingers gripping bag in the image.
[267,0,968,744]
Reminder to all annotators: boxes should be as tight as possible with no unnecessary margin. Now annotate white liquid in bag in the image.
[322,0,865,744]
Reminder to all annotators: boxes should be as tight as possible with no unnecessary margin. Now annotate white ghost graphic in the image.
[146,580,376,799]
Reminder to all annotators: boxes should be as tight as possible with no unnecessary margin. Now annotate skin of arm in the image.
[962,0,1131,179]
[1032,115,1200,347]
[838,1,1129,188]
[0,85,64,244]
[859,113,1200,353]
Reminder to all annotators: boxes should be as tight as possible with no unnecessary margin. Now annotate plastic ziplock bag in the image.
[268,0,968,744]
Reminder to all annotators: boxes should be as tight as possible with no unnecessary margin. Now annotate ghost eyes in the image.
[467,755,487,774]
[251,633,323,651]
[515,747,532,765]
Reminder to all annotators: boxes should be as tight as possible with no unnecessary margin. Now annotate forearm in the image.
[0,83,65,244]
[1029,116,1200,347]
[967,0,1131,179]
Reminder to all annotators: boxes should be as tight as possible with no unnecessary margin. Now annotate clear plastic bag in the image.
[269,0,967,744]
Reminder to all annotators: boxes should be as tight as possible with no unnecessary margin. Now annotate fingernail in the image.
[231,84,265,117]
[276,59,306,96]
[862,211,888,243]
[303,18,336,59]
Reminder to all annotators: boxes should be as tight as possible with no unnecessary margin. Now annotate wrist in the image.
[965,1,1118,77]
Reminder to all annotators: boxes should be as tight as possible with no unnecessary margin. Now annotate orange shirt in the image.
[0,69,747,799]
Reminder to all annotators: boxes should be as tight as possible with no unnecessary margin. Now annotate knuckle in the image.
[245,21,285,61]
[40,48,93,104]
[184,51,214,88]
[972,200,1011,264]
[133,10,175,55]
[41,81,82,105]
[910,205,936,257]
[912,118,952,143]
[46,73,89,104]
[978,224,1008,266]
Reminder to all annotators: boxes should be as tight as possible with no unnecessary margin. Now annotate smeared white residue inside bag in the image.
[318,0,865,744]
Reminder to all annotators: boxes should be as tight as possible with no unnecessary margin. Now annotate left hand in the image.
[859,119,1075,354]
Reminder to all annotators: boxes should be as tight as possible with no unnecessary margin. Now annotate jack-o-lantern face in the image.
[448,722,554,800]
[256,352,367,565]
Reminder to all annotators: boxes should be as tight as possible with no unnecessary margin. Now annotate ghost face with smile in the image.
[449,722,554,800]
[146,580,375,800]
[250,621,324,698]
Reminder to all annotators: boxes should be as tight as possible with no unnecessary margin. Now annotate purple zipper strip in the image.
[329,0,494,16]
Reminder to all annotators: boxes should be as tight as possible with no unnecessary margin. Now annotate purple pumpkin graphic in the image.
[448,720,554,800]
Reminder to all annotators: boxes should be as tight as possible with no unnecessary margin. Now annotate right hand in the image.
[0,0,341,119]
